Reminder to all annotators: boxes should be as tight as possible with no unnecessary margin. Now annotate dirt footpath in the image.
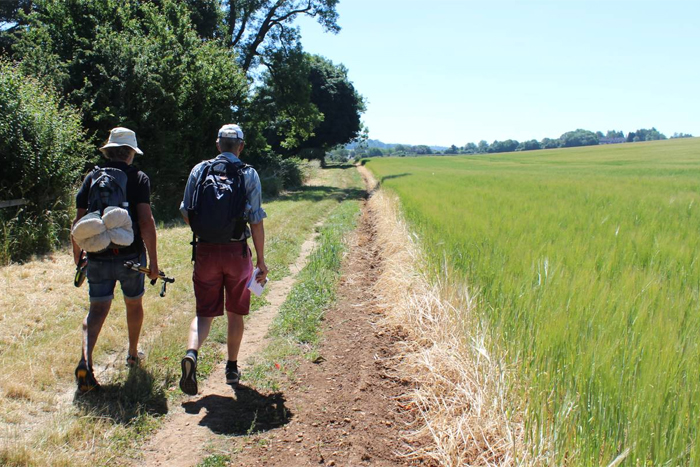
[232,198,429,466]
[136,227,323,466]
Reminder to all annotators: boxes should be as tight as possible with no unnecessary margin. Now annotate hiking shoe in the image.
[75,361,100,393]
[126,351,145,368]
[225,365,241,387]
[179,355,198,395]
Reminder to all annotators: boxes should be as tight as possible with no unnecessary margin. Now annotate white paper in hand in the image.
[247,267,268,297]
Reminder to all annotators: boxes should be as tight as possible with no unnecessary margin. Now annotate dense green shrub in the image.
[249,153,307,197]
[14,0,248,217]
[0,59,89,263]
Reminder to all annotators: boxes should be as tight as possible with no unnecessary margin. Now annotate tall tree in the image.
[248,46,323,157]
[415,145,433,155]
[296,55,365,160]
[463,142,477,154]
[488,139,519,153]
[0,0,32,54]
[14,0,248,213]
[224,0,340,72]
[516,139,542,151]
[541,137,560,149]
[560,129,599,147]
[627,127,667,142]
[183,0,224,39]
[0,0,32,29]
[443,145,458,155]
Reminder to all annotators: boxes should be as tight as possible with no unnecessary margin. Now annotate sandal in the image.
[126,351,145,368]
[75,361,100,393]
[225,364,240,387]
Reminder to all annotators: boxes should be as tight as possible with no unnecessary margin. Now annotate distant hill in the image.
[345,139,394,150]
[346,139,446,151]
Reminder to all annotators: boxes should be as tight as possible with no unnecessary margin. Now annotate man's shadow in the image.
[73,367,168,423]
[182,384,292,435]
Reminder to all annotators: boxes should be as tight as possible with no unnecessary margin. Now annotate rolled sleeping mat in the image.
[71,212,106,242]
[78,230,111,253]
[107,226,134,246]
[102,206,132,230]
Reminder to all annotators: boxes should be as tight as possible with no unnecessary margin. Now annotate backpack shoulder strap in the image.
[198,159,216,180]
[89,165,101,180]
[224,160,245,173]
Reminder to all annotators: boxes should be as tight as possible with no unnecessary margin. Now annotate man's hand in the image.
[147,262,160,281]
[255,261,268,284]
[74,249,86,267]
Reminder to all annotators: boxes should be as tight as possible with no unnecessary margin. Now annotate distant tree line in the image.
[335,126,693,161]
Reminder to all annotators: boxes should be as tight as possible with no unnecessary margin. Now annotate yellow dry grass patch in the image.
[0,163,364,465]
[364,167,527,466]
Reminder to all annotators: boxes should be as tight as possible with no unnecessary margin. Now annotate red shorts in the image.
[193,242,253,317]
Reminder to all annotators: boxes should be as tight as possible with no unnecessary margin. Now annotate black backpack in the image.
[188,159,249,243]
[86,165,138,249]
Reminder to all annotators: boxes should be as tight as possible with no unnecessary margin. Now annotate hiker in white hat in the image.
[177,123,268,395]
[70,126,160,393]
[99,126,144,155]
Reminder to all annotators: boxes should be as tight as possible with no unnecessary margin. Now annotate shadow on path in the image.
[73,367,168,423]
[275,185,367,204]
[182,384,292,436]
[323,163,355,170]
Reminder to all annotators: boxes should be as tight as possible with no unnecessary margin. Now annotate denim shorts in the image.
[86,251,147,302]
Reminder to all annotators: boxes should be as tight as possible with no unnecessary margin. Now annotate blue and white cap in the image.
[217,124,244,141]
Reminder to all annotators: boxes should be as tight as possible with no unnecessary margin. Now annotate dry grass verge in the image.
[363,168,528,466]
[0,164,363,466]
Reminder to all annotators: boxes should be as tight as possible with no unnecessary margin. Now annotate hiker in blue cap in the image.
[178,123,268,395]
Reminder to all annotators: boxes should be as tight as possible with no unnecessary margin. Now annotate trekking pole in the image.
[74,250,87,287]
[123,261,175,297]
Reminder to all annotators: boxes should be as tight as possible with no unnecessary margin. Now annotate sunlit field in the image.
[365,138,700,466]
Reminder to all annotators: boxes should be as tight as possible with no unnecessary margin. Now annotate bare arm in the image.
[250,220,268,283]
[71,208,88,265]
[136,203,159,280]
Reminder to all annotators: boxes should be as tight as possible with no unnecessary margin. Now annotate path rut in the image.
[135,224,322,467]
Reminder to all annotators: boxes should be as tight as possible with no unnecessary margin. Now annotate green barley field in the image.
[366,138,700,466]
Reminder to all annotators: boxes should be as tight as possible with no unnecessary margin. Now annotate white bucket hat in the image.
[99,127,143,155]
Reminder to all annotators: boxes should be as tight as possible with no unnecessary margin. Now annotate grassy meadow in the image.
[365,138,700,466]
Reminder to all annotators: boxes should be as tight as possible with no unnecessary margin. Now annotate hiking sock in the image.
[226,360,238,372]
[186,349,198,361]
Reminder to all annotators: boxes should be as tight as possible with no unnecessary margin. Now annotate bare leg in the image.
[226,312,244,361]
[187,316,215,351]
[124,297,144,357]
[82,301,112,368]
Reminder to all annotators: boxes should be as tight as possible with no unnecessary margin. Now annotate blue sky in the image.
[296,1,700,147]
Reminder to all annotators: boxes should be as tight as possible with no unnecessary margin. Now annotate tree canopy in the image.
[2,0,366,211]
[223,0,340,72]
[627,127,667,142]
[12,0,249,210]
[559,129,599,147]
[297,55,365,160]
